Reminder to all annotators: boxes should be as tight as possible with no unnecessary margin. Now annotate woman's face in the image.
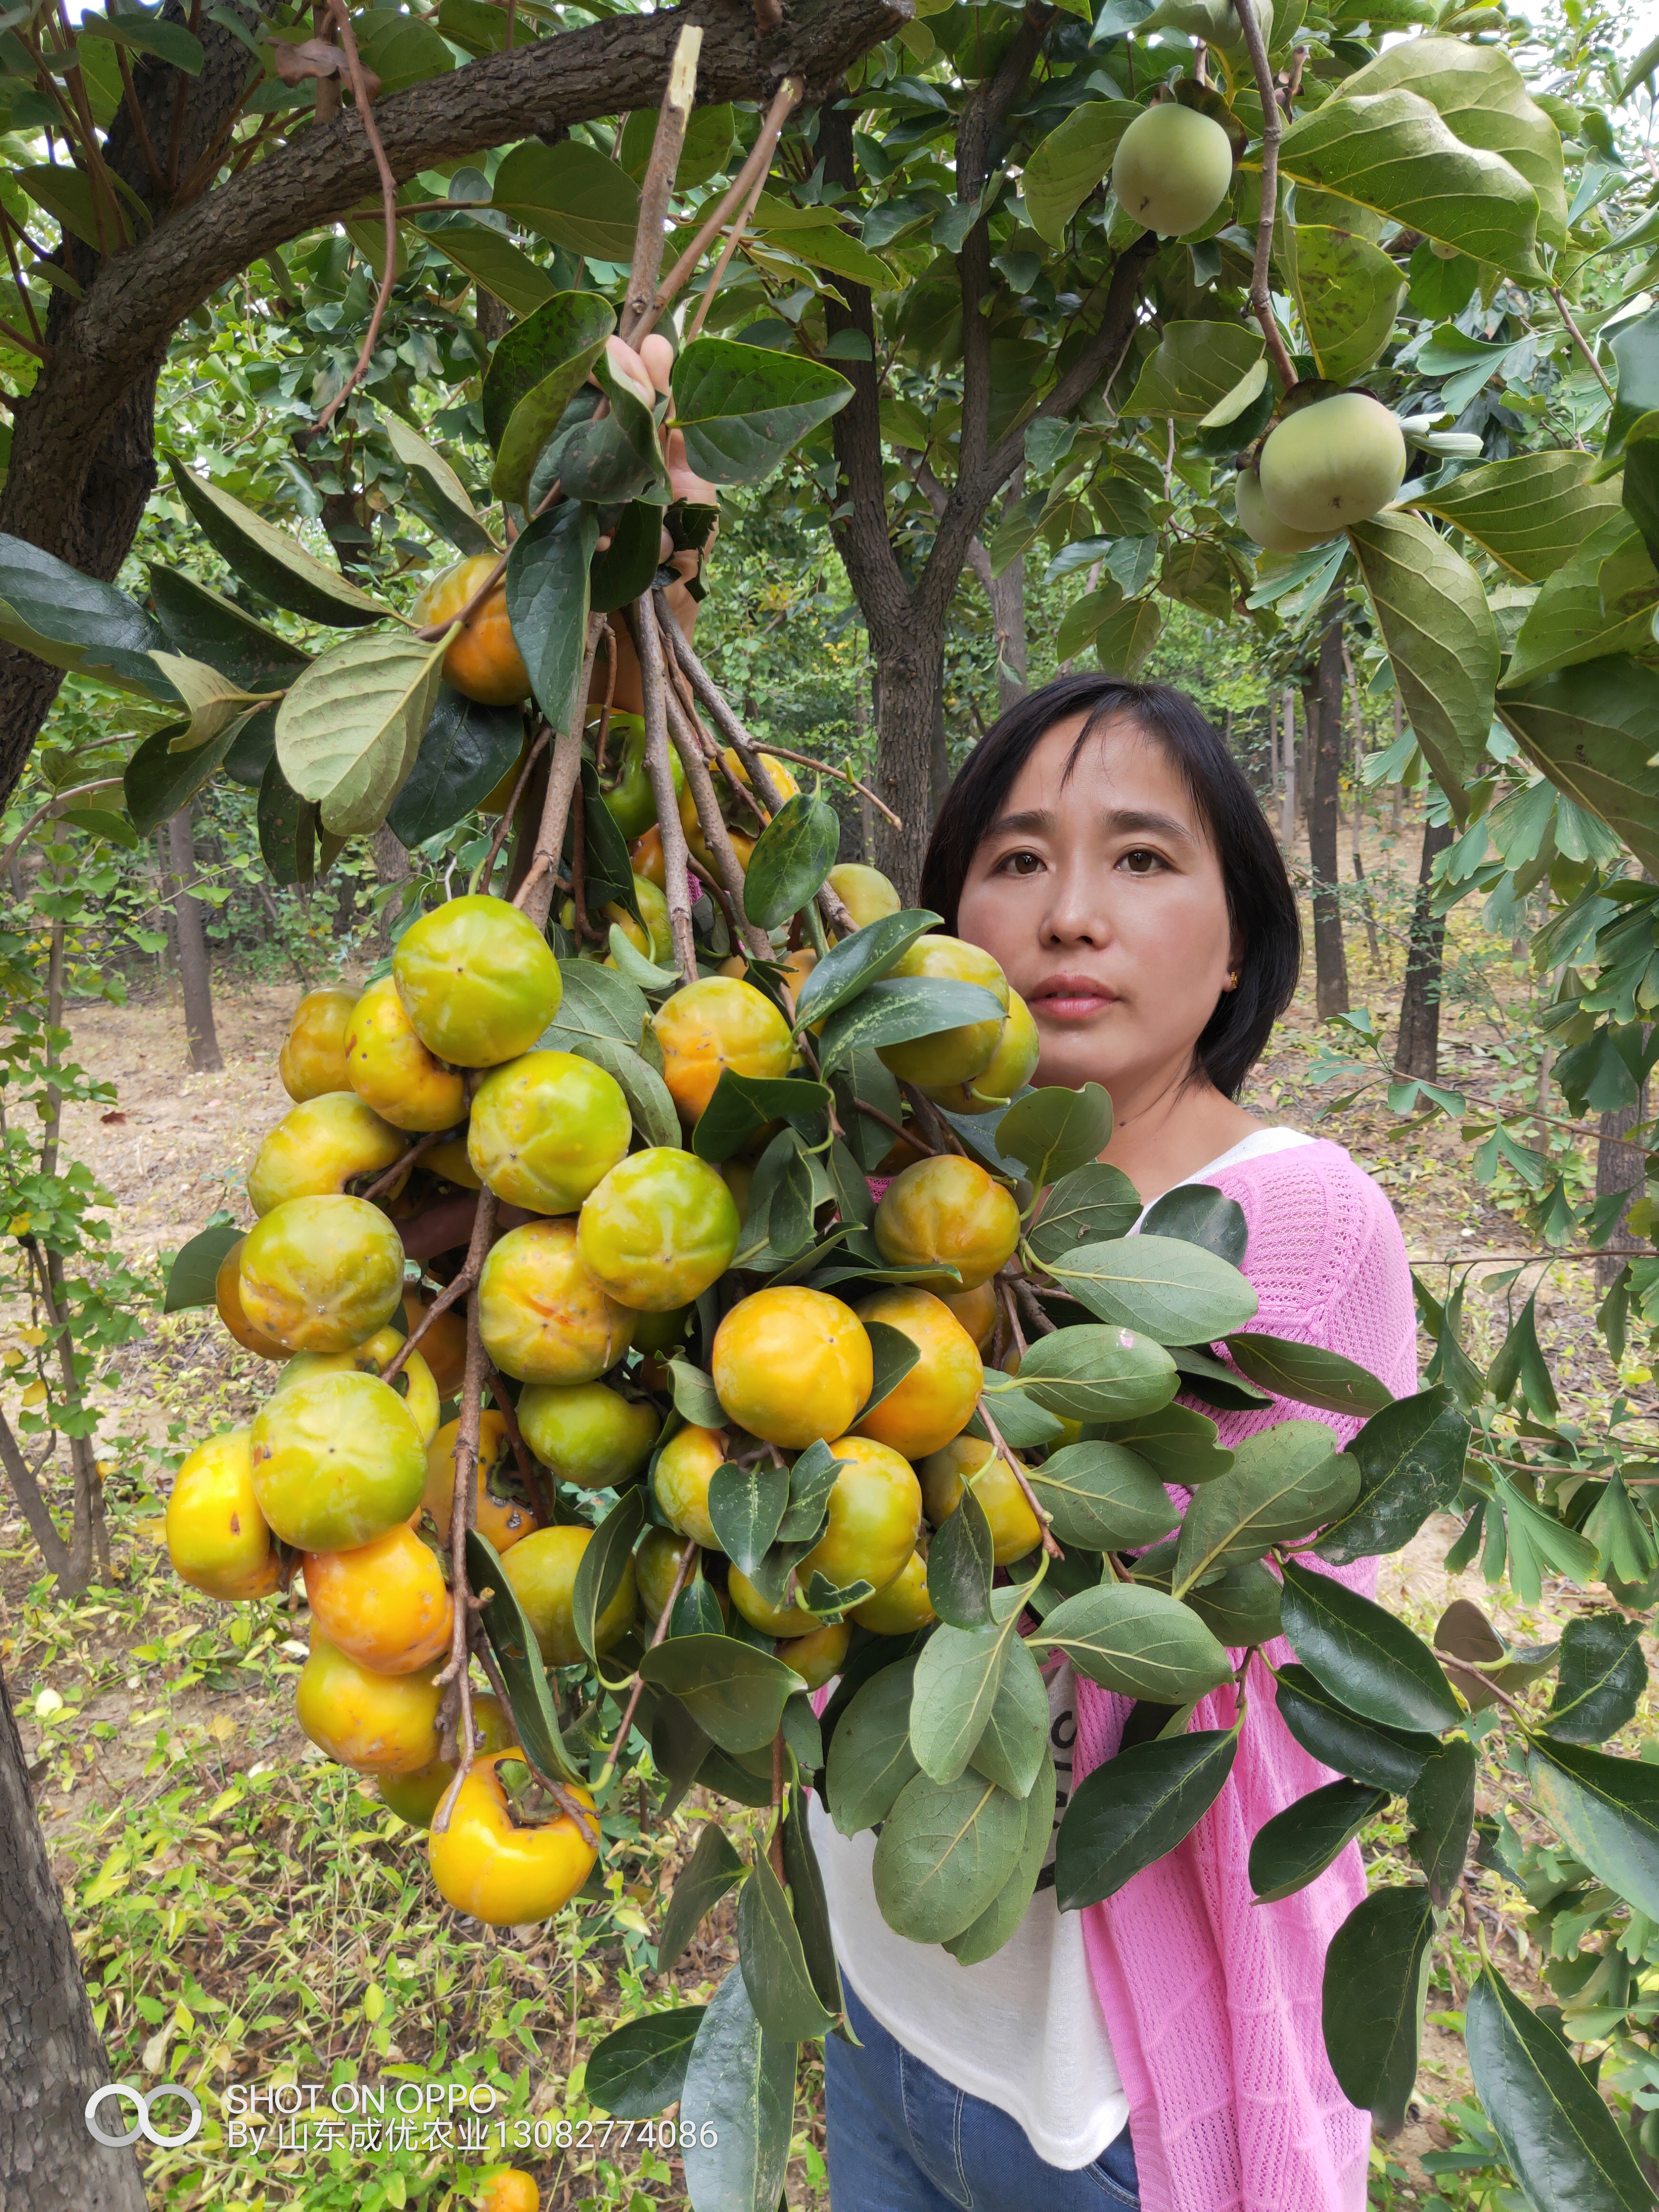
[954,714,1238,1097]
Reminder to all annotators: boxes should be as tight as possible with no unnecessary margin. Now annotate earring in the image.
[1224,971,1239,992]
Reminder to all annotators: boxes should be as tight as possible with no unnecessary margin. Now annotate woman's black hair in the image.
[920,673,1300,1100]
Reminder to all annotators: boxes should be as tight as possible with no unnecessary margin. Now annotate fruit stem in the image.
[514,614,605,929]
[617,23,704,344]
[979,1395,1064,1560]
[382,1197,496,1387]
[360,1124,454,1205]
[649,591,771,959]
[479,726,550,896]
[848,1095,939,1158]
[592,621,620,777]
[632,75,803,344]
[311,0,399,435]
[431,1190,499,1834]
[899,1082,966,1158]
[632,592,700,984]
[1550,286,1615,400]
[1230,0,1298,397]
[592,1537,699,1792]
[1010,1274,1058,1338]
[997,1276,1028,1360]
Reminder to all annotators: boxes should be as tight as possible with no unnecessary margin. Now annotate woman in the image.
[813,674,1418,2212]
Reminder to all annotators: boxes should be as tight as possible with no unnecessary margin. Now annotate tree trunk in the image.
[166,808,222,1074]
[1395,818,1455,1079]
[371,824,415,950]
[1595,1097,1648,1292]
[0,1663,148,2212]
[1279,689,1296,847]
[1307,620,1349,1018]
[870,635,945,897]
[476,285,512,345]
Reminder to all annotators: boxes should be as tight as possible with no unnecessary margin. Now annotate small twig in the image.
[635,74,804,342]
[652,592,769,958]
[593,1538,698,1791]
[360,1124,453,1203]
[979,1396,1061,1559]
[593,619,619,776]
[722,741,902,830]
[1551,286,1615,399]
[313,0,400,433]
[384,1189,497,1385]
[1231,0,1297,395]
[687,852,743,945]
[901,1082,966,1157]
[850,1095,934,1157]
[618,24,703,344]
[114,45,165,195]
[480,725,548,894]
[0,778,123,876]
[634,595,699,984]
[514,614,604,929]
[997,1276,1028,1360]
[431,1226,494,1833]
[687,138,775,343]
[1433,1650,1530,1719]
[1011,1274,1058,1337]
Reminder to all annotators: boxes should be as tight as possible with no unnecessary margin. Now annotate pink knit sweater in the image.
[1075,1137,1419,2212]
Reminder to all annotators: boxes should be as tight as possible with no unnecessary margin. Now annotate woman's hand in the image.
[595,334,720,624]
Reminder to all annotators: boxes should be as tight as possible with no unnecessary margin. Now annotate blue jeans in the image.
[824,1981,1140,2212]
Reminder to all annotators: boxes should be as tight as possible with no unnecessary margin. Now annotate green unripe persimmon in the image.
[250,1369,427,1551]
[1234,466,1336,554]
[468,1050,632,1215]
[393,895,562,1069]
[517,1380,661,1489]
[1111,104,1233,240]
[1257,392,1407,538]
[238,1194,405,1355]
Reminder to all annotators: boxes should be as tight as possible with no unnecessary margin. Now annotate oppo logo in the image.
[84,2081,203,2149]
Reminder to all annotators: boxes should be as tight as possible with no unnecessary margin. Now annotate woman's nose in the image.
[1039,872,1109,948]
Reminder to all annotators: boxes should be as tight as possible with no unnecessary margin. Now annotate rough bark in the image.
[1595,1096,1648,1293]
[1307,619,1349,1019]
[818,48,1157,895]
[166,808,222,1073]
[1395,817,1455,1080]
[0,1663,147,2211]
[371,823,415,950]
[0,0,908,804]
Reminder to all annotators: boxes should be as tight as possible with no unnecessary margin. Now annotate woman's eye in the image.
[1118,848,1164,876]
[997,850,1044,877]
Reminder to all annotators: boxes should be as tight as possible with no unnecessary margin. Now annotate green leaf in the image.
[1278,1558,1461,1734]
[1501,517,1657,689]
[256,755,317,887]
[1313,1388,1470,1566]
[1498,654,1659,878]
[708,1461,790,1578]
[1055,1728,1238,1910]
[1528,1736,1659,1922]
[657,1823,745,1977]
[467,1528,584,1786]
[78,9,203,72]
[666,1358,724,1431]
[1546,1614,1648,1745]
[572,1488,647,1672]
[585,2005,707,2120]
[960,1635,1047,1803]
[945,1749,1057,1966]
[1008,1325,1178,1425]
[909,1602,1024,1785]
[1186,1560,1283,1646]
[744,788,842,930]
[1274,1664,1436,1792]
[926,1467,995,1628]
[737,1854,834,2043]
[1094,596,1165,677]
[1121,323,1266,419]
[1249,1779,1389,1902]
[1347,512,1500,821]
[1281,224,1404,385]
[1021,99,1142,246]
[1099,1403,1234,1484]
[147,567,310,696]
[0,532,168,694]
[167,459,385,627]
[969,1380,1065,1449]
[817,975,1008,1072]
[859,1321,922,1424]
[995,1083,1113,1185]
[793,908,942,1032]
[412,214,557,321]
[1173,1426,1358,1593]
[491,139,642,260]
[155,650,269,755]
[1029,1580,1234,1701]
[671,338,853,486]
[872,1768,1027,1943]
[1043,1236,1258,1346]
[826,1658,920,1835]
[124,716,240,840]
[381,411,493,559]
[385,685,524,845]
[1223,1332,1395,1415]
[162,1220,243,1312]
[1465,1966,1652,2212]
[1407,1736,1476,1907]
[1025,1441,1178,1551]
[504,499,599,733]
[1025,1163,1142,1267]
[679,1970,795,2212]
[780,1793,844,2019]
[1321,1887,1435,2134]
[1332,35,1566,249]
[1404,450,1623,583]
[1139,1182,1247,1266]
[481,290,615,507]
[275,630,450,837]
[640,1635,806,1755]
[1278,88,1544,280]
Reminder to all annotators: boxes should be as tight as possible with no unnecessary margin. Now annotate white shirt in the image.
[809,1125,1314,2168]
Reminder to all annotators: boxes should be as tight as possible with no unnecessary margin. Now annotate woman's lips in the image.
[1029,977,1118,1022]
